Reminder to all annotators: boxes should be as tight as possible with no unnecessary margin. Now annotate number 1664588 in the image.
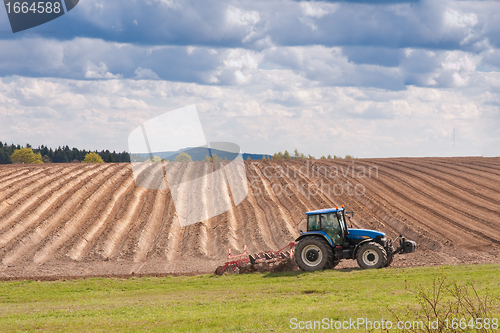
[5,2,61,14]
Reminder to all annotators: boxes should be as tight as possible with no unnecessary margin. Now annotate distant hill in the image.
[130,146,271,162]
[0,141,271,164]
[242,153,272,160]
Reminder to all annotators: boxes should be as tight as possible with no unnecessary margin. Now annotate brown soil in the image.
[0,157,499,280]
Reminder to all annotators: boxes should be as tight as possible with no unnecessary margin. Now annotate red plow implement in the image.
[215,242,296,275]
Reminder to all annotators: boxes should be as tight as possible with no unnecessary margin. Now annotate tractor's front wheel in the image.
[295,236,333,271]
[356,242,387,269]
[384,254,394,267]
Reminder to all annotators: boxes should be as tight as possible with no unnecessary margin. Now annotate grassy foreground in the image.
[0,264,499,332]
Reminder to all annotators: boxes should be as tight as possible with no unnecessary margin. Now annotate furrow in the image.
[32,165,131,264]
[201,162,224,259]
[164,199,182,262]
[472,158,500,169]
[257,162,299,239]
[272,160,315,214]
[0,168,32,187]
[116,185,158,263]
[163,162,194,261]
[178,162,232,259]
[429,160,500,185]
[180,162,210,258]
[2,164,117,265]
[319,159,457,247]
[211,162,240,253]
[222,168,261,255]
[406,159,500,201]
[385,160,500,219]
[398,159,500,206]
[246,161,295,248]
[370,160,500,234]
[314,160,442,249]
[347,160,499,247]
[0,165,104,247]
[67,175,137,261]
[0,164,36,175]
[132,164,170,263]
[245,163,284,249]
[260,161,312,232]
[310,160,394,233]
[0,166,65,209]
[242,166,276,252]
[282,160,337,209]
[99,164,162,259]
[197,162,211,257]
[133,188,169,263]
[460,159,500,176]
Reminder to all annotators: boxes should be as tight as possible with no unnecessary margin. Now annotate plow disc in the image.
[215,242,296,275]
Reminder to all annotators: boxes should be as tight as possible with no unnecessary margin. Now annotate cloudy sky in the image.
[0,0,499,158]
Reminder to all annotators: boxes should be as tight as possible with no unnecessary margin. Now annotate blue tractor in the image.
[294,206,417,271]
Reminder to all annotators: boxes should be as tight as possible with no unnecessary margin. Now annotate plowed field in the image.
[0,157,499,279]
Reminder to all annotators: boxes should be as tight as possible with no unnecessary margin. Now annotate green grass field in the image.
[0,264,499,332]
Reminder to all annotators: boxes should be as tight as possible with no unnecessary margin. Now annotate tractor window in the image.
[307,215,320,231]
[321,213,342,244]
[337,212,346,230]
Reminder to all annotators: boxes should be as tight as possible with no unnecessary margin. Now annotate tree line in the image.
[0,142,130,164]
[0,142,352,164]
[256,149,353,160]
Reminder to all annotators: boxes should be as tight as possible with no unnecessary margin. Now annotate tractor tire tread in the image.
[294,236,334,272]
[356,242,387,269]
[385,254,394,267]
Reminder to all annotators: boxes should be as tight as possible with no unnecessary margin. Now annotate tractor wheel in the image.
[294,236,333,272]
[384,254,394,267]
[356,242,387,269]
[331,258,341,269]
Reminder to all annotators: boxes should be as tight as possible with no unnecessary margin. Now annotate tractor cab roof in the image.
[305,207,344,215]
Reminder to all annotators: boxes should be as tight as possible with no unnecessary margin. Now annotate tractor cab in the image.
[305,207,347,245]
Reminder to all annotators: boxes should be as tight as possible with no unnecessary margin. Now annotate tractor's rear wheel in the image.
[295,236,333,271]
[356,242,387,269]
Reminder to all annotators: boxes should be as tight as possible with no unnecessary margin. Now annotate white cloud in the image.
[0,106,24,116]
[1,0,494,53]
[400,49,481,87]
[226,6,260,26]
[84,62,122,79]
[0,74,498,157]
[444,8,478,29]
[217,49,261,84]
[154,0,181,9]
[300,2,338,18]
[133,67,160,80]
[1,0,500,158]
